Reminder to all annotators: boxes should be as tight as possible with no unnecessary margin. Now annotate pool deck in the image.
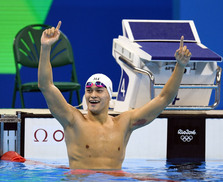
[0,108,223,117]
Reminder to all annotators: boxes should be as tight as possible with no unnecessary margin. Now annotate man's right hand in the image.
[41,21,61,46]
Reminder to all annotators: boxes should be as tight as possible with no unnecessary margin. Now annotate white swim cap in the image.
[85,73,113,99]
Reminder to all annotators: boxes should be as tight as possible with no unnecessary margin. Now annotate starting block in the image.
[0,113,21,156]
[112,20,222,112]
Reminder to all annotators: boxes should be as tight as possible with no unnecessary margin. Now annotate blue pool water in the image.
[1,159,223,181]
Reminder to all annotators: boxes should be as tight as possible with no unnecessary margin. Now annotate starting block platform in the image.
[112,20,222,112]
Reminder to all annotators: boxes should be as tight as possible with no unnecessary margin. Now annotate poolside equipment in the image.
[112,20,222,112]
[1,151,26,162]
[11,24,81,108]
[0,114,21,156]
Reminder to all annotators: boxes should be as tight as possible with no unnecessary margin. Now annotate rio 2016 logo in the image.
[177,129,196,142]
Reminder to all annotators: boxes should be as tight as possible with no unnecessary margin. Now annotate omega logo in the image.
[34,128,64,142]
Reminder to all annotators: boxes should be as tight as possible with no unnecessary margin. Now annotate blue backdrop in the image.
[1,0,223,109]
[178,0,223,109]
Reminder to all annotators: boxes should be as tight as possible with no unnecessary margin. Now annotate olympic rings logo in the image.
[177,129,196,143]
[180,135,193,142]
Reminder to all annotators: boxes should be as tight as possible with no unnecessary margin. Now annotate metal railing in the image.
[118,55,221,110]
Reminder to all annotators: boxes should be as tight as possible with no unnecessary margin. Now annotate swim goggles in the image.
[86,81,106,88]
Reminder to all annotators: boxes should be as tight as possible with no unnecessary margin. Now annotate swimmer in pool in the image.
[38,21,191,169]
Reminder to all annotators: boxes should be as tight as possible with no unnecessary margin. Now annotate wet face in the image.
[85,85,110,114]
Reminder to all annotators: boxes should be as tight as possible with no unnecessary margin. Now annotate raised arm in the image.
[38,21,77,128]
[129,36,191,130]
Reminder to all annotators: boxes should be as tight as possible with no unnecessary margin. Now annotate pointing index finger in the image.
[56,21,61,30]
[180,35,184,48]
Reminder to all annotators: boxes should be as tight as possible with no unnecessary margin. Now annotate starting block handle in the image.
[119,56,155,100]
[165,66,221,110]
[118,56,222,110]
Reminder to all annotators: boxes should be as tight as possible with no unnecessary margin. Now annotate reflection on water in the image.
[166,159,208,181]
[165,159,223,181]
[1,159,223,181]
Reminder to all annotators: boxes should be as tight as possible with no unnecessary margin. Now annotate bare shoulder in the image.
[112,109,150,131]
[53,105,85,128]
[112,110,133,127]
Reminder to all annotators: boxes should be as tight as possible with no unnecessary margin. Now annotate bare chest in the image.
[65,121,129,157]
[81,123,125,147]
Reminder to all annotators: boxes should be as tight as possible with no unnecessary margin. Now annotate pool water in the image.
[1,159,223,181]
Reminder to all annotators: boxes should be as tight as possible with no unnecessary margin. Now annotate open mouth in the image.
[89,100,100,104]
